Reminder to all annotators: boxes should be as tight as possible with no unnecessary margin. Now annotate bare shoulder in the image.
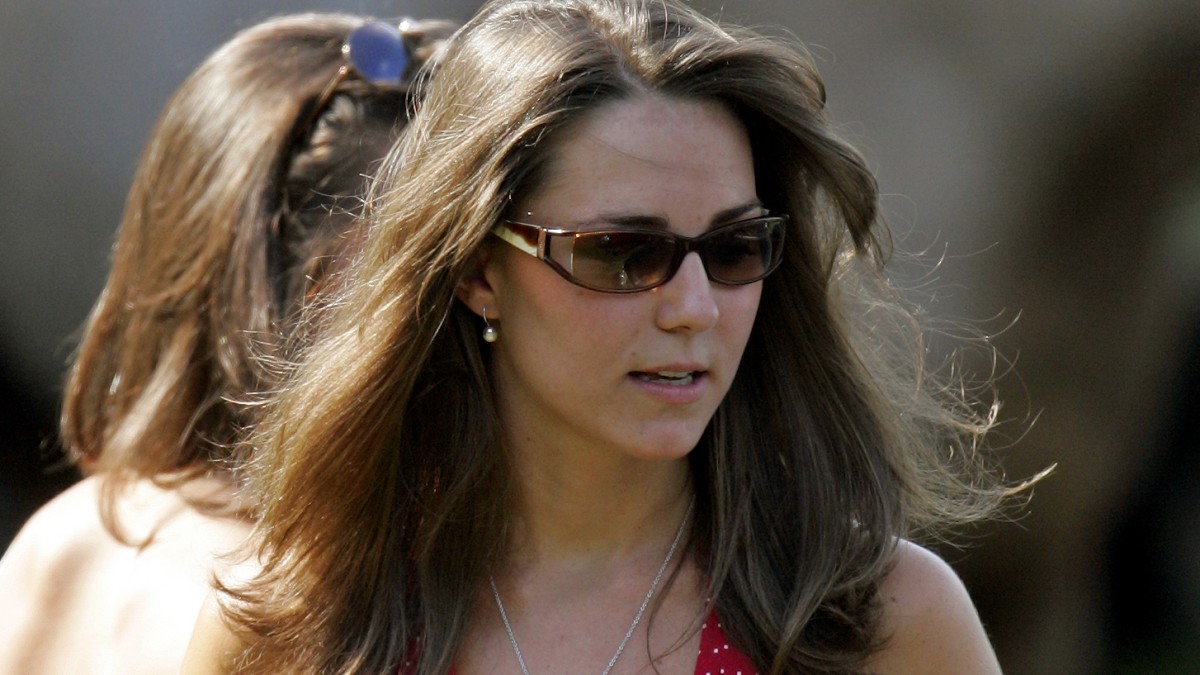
[182,591,244,675]
[867,539,1002,675]
[0,476,99,672]
[0,475,102,607]
[1,475,101,558]
[0,475,256,674]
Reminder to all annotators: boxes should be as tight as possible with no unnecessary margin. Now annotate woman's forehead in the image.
[515,95,757,233]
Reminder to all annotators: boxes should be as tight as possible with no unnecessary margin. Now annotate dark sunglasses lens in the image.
[345,21,409,85]
[570,231,677,290]
[702,219,783,283]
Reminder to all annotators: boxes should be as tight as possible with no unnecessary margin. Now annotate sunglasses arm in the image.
[492,222,544,258]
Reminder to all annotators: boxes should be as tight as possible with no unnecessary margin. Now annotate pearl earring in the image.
[482,306,498,343]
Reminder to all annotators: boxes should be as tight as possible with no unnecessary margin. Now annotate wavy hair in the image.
[228,1,1019,673]
[58,13,454,541]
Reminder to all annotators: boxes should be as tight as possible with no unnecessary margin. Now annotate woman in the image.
[189,1,1026,673]
[0,13,452,675]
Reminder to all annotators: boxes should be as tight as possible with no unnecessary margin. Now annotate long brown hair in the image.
[229,1,1018,673]
[59,13,453,540]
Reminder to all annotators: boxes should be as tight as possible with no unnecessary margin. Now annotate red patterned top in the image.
[695,611,759,674]
[411,610,758,675]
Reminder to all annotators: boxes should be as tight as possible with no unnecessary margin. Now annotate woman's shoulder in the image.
[0,476,106,672]
[0,475,103,583]
[866,539,1002,674]
[182,590,245,675]
[0,474,254,675]
[1,473,252,576]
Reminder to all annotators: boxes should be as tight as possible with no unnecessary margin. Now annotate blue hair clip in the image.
[343,20,411,85]
[290,19,413,148]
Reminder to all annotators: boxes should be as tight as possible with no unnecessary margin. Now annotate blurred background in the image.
[2,1,1198,673]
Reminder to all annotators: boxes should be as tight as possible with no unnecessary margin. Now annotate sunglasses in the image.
[492,215,787,293]
[290,20,413,149]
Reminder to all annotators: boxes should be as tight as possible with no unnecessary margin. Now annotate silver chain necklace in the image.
[489,498,695,675]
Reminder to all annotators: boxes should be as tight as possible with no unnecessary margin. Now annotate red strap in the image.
[695,610,759,674]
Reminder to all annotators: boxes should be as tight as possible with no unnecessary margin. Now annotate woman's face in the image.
[469,94,763,467]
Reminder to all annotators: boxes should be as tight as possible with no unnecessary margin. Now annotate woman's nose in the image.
[655,252,719,333]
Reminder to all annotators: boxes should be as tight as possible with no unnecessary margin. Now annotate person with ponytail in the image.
[0,13,453,674]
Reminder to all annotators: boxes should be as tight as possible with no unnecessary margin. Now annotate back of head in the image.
[60,13,452,527]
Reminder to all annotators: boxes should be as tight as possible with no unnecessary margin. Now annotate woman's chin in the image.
[616,429,707,464]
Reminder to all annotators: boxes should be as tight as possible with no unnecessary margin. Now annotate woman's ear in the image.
[454,245,497,319]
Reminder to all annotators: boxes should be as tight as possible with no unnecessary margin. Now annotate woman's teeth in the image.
[635,371,695,386]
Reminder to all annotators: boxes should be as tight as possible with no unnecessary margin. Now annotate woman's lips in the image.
[633,370,695,386]
[628,369,709,404]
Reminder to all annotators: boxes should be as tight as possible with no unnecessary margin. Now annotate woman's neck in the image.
[507,450,693,567]
[466,439,704,675]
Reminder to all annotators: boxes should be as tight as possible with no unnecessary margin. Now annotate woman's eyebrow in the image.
[709,201,766,226]
[577,201,766,231]
[582,214,669,229]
